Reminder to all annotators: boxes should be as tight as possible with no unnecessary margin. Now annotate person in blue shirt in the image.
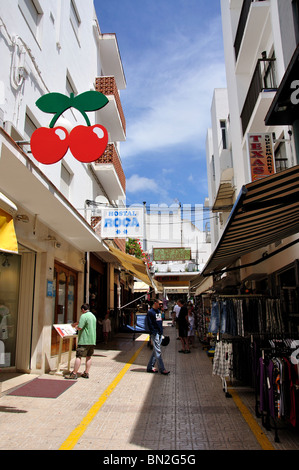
[146,299,170,375]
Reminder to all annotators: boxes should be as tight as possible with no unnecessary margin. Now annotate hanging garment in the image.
[209,301,220,334]
[223,299,237,336]
[212,341,233,377]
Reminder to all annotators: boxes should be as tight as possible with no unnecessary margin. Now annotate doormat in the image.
[8,378,76,398]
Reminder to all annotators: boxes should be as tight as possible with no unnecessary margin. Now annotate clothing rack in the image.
[215,294,265,298]
[210,294,299,443]
[253,335,299,443]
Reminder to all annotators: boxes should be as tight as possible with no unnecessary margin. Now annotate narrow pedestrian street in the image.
[1,322,299,452]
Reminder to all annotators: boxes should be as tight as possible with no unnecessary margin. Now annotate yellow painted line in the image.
[229,388,275,450]
[59,340,147,450]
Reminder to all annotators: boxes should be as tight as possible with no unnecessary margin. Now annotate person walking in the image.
[146,299,170,375]
[187,305,195,347]
[173,300,181,338]
[177,299,190,354]
[102,311,111,344]
[65,303,97,379]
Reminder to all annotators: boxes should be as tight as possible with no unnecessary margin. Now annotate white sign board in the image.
[54,324,77,338]
[101,208,144,238]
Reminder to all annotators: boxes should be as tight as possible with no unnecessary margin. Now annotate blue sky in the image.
[94,0,227,212]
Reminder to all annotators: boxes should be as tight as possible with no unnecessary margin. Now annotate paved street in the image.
[1,322,299,452]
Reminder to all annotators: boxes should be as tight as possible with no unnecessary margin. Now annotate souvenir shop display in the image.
[196,293,299,443]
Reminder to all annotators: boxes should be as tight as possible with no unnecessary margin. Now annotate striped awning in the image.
[202,165,299,276]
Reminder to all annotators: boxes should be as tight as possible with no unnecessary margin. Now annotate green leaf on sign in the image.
[36,93,71,114]
[73,91,109,112]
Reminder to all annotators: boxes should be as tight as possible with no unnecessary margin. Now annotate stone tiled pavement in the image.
[1,322,299,451]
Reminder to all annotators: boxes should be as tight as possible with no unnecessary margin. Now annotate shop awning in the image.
[133,281,150,292]
[0,208,18,254]
[189,274,213,296]
[201,165,299,277]
[108,245,163,292]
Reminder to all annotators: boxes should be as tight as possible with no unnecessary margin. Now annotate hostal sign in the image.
[101,208,144,238]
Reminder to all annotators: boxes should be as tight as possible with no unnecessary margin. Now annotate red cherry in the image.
[69,125,108,163]
[30,127,69,164]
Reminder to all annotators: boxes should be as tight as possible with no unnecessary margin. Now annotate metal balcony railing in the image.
[234,0,267,61]
[240,58,277,135]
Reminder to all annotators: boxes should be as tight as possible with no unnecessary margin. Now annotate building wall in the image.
[0,1,126,374]
[144,207,211,274]
[204,0,299,293]
[219,0,296,203]
[0,0,108,212]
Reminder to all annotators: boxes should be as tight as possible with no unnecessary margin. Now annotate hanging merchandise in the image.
[212,340,233,397]
[206,291,299,443]
[254,337,299,443]
[208,296,286,338]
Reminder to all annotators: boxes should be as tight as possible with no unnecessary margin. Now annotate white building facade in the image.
[193,0,299,322]
[0,0,128,374]
[142,204,211,296]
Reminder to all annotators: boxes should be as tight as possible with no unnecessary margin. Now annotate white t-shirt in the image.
[173,304,181,318]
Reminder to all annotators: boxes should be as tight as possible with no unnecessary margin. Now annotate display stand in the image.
[53,324,77,375]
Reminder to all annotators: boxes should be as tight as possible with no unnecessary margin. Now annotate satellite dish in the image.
[95,195,109,206]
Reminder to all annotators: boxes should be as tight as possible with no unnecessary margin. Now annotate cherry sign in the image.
[30,91,109,164]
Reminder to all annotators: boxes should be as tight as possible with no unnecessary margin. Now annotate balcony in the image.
[95,76,126,142]
[212,136,235,212]
[234,0,271,74]
[212,176,235,213]
[92,143,126,202]
[240,58,277,135]
[97,33,126,90]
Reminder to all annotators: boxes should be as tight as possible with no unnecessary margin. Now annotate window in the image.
[70,0,81,43]
[220,120,227,150]
[211,155,215,181]
[60,163,73,199]
[51,262,78,356]
[0,253,21,367]
[19,0,43,42]
[66,74,78,121]
[274,142,288,173]
[66,74,76,97]
[262,53,277,89]
[24,113,37,154]
[24,113,37,139]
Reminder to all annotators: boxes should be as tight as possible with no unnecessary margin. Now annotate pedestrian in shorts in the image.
[65,303,96,379]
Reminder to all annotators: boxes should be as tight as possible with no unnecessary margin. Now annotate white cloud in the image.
[126,173,172,204]
[126,174,160,193]
[121,17,226,162]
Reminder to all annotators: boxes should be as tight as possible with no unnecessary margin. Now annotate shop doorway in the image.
[0,244,36,370]
[0,252,21,367]
[277,262,299,333]
[51,262,78,356]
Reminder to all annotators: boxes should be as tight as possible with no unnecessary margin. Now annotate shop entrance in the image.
[0,252,21,367]
[51,262,78,356]
[277,261,299,333]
